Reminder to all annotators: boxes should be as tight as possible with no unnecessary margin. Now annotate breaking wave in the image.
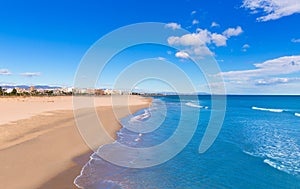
[185,102,208,109]
[129,110,151,122]
[252,106,284,113]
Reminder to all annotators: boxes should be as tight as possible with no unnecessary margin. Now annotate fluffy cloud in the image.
[175,51,190,59]
[192,19,199,25]
[168,30,214,57]
[168,29,211,47]
[211,33,227,47]
[211,22,220,28]
[168,26,243,58]
[191,10,197,15]
[242,0,300,21]
[20,72,41,77]
[0,69,11,75]
[157,57,167,61]
[242,44,250,52]
[219,55,300,79]
[291,38,300,43]
[255,77,300,85]
[222,26,243,38]
[205,55,300,94]
[214,56,300,94]
[165,22,181,30]
[191,46,214,56]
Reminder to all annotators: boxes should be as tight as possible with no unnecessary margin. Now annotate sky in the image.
[0,0,300,94]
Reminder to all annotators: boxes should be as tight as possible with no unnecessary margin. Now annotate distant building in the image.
[104,89,112,95]
[29,86,36,92]
[121,90,132,95]
[16,87,24,94]
[86,89,95,94]
[95,89,105,95]
[67,88,73,93]
[6,88,13,93]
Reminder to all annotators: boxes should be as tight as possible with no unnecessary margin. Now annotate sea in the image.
[75,95,300,189]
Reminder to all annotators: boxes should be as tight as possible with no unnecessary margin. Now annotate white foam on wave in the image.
[130,110,151,122]
[185,102,208,109]
[263,159,287,172]
[243,150,259,157]
[252,106,284,113]
[243,130,300,176]
[134,134,143,142]
[295,113,300,117]
[134,138,141,142]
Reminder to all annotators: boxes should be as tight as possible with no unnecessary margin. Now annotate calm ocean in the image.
[75,95,300,189]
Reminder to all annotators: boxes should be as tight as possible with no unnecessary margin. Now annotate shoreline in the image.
[0,96,152,189]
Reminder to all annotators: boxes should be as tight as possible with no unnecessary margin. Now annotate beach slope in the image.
[0,95,151,189]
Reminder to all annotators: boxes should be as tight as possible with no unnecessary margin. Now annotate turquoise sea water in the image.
[75,95,300,189]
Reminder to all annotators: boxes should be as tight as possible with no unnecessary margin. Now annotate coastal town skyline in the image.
[1,0,300,94]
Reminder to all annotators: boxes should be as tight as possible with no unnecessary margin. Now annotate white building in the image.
[5,88,13,93]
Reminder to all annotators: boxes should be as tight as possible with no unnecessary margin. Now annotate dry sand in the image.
[0,95,151,189]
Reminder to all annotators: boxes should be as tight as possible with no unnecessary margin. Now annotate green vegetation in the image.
[11,88,17,95]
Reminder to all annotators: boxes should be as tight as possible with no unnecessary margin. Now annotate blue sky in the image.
[0,0,300,94]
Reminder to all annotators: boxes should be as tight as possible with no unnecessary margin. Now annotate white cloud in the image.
[168,26,243,58]
[242,0,300,21]
[165,22,181,30]
[0,69,11,75]
[219,55,300,80]
[191,46,214,56]
[291,38,300,43]
[157,57,167,61]
[168,29,211,47]
[255,77,300,85]
[20,72,41,77]
[191,10,197,15]
[214,56,300,93]
[222,26,243,38]
[243,44,250,48]
[242,44,250,52]
[175,51,190,59]
[168,30,214,57]
[192,19,199,25]
[211,33,227,47]
[0,82,15,86]
[211,22,220,27]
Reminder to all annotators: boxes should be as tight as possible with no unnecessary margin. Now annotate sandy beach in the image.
[0,95,151,189]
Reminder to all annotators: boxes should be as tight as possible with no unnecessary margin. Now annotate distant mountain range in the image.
[155,92,210,95]
[0,85,62,89]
